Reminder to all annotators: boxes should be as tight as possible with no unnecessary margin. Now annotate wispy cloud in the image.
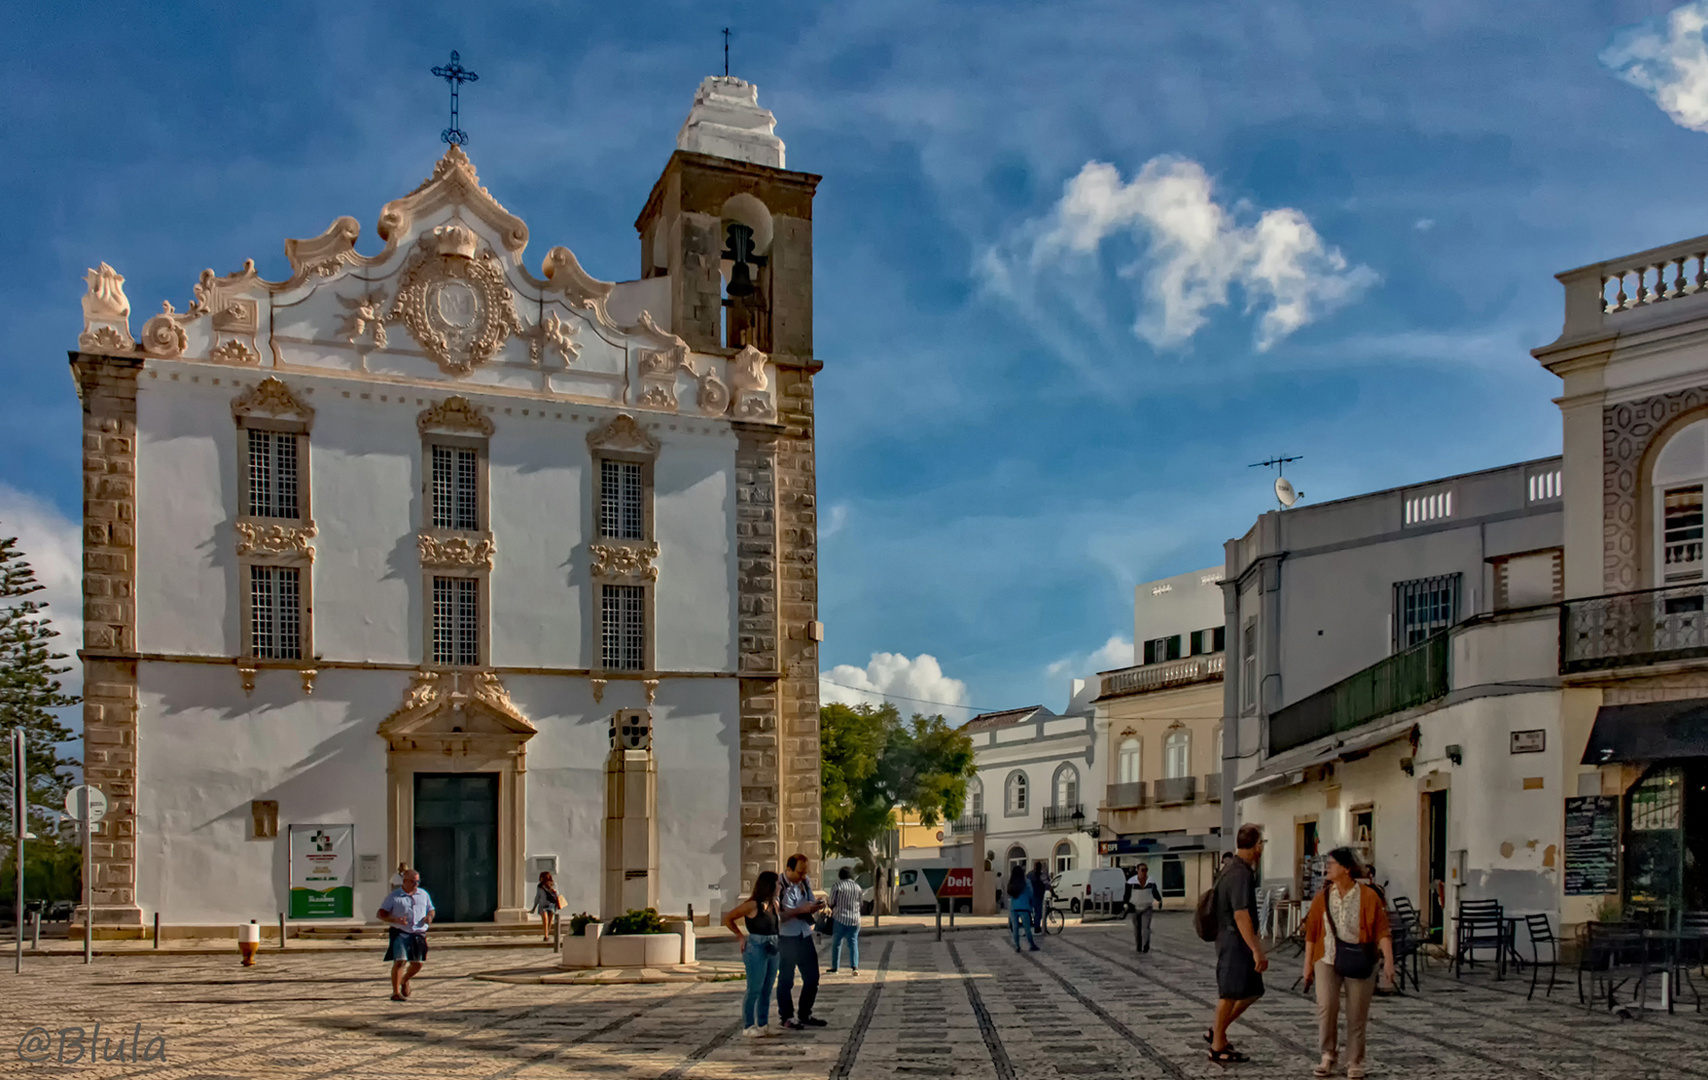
[1603,2,1708,132]
[820,652,973,722]
[980,156,1378,355]
[822,502,850,539]
[1045,635,1135,682]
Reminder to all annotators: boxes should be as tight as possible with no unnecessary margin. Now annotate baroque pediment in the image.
[75,144,774,422]
[379,670,536,751]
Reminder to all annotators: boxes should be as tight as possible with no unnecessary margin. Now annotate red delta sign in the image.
[939,868,974,898]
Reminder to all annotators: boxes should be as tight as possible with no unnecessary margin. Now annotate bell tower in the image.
[635,76,823,891]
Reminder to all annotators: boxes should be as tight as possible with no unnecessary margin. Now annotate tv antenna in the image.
[1250,455,1304,509]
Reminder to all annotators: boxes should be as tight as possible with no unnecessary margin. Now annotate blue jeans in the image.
[742,936,779,1028]
[1009,905,1035,949]
[829,922,860,971]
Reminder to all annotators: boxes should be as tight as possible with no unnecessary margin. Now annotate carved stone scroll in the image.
[417,395,494,437]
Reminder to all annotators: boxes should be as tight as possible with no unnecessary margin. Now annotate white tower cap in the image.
[676,76,786,169]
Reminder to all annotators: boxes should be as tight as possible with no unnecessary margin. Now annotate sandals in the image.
[390,992,405,1002]
[1207,1047,1250,1064]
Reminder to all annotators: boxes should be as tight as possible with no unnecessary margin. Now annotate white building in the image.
[946,692,1100,895]
[71,76,824,931]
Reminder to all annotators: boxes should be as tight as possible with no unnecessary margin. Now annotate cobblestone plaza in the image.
[6,916,1706,1079]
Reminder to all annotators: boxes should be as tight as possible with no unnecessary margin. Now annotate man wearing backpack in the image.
[1206,824,1268,1065]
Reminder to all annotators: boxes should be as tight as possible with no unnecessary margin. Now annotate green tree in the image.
[820,701,976,875]
[0,533,80,843]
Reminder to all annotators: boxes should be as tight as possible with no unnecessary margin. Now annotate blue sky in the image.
[7,1,1708,721]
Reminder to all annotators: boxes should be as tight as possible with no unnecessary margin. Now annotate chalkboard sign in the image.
[1564,795,1619,896]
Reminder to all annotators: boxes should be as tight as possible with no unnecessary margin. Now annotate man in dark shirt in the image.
[1208,823,1267,1063]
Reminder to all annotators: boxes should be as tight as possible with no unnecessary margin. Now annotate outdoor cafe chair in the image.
[1579,922,1645,1014]
[1454,898,1507,979]
[1388,897,1424,992]
[1522,913,1561,1001]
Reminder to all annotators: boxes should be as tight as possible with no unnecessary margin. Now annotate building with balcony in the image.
[1092,565,1228,901]
[946,693,1099,883]
[1223,459,1564,932]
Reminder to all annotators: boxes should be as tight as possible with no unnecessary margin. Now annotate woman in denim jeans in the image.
[1006,865,1038,952]
[723,871,782,1037]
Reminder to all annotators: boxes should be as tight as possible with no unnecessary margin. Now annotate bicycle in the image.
[1038,889,1067,935]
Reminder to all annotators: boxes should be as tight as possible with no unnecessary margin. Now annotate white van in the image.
[894,861,975,913]
[1050,867,1127,915]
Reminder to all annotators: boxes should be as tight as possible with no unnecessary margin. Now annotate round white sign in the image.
[63,785,107,823]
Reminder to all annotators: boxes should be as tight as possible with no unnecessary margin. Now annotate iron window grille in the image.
[431,444,480,531]
[1394,573,1461,651]
[249,565,302,660]
[246,429,299,519]
[432,576,480,666]
[600,459,645,540]
[601,584,646,670]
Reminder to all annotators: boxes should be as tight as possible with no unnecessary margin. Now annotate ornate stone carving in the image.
[590,541,660,583]
[591,678,606,704]
[1603,387,1708,591]
[524,310,580,366]
[697,369,730,415]
[378,668,535,751]
[235,520,318,562]
[586,413,660,456]
[80,263,134,351]
[284,216,363,280]
[232,377,315,424]
[419,531,496,570]
[417,395,494,437]
[238,665,257,697]
[209,339,260,365]
[540,246,615,308]
[736,392,777,421]
[378,145,529,256]
[638,383,677,410]
[644,679,659,705]
[140,302,187,358]
[385,226,522,375]
[301,669,319,696]
[729,344,775,420]
[337,290,389,349]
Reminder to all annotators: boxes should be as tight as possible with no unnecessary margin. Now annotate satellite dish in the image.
[1275,476,1299,508]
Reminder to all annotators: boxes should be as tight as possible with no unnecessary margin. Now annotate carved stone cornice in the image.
[590,540,660,583]
[235,520,317,563]
[378,668,536,752]
[417,395,494,437]
[419,530,496,570]
[232,377,315,425]
[378,146,529,256]
[586,413,660,457]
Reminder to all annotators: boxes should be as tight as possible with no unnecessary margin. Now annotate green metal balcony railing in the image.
[1268,633,1450,755]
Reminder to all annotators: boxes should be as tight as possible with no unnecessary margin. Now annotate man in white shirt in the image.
[378,869,435,1001]
[1128,863,1162,953]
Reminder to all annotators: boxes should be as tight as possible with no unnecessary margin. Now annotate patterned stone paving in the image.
[3,915,1707,1078]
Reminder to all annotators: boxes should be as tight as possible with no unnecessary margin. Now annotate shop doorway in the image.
[1424,789,1448,943]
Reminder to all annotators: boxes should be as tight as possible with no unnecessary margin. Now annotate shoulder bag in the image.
[1324,891,1377,979]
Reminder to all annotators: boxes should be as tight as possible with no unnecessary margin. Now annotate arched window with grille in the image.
[1053,763,1079,809]
[1165,729,1191,779]
[1118,738,1141,784]
[967,775,984,817]
[1006,770,1029,815]
[1653,418,1708,584]
[1053,839,1074,873]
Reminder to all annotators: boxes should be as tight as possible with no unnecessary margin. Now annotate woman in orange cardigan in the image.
[1302,849,1395,1079]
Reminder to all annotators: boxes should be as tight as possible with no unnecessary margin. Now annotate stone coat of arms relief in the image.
[387,224,523,376]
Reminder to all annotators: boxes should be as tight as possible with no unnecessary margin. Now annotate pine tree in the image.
[0,533,79,840]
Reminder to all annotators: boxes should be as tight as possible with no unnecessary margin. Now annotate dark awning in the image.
[1582,699,1708,764]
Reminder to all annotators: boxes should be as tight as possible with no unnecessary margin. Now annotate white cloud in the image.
[1603,3,1708,132]
[820,652,972,721]
[822,502,850,539]
[1045,635,1135,683]
[981,156,1377,354]
[0,486,83,696]
[1413,218,1435,232]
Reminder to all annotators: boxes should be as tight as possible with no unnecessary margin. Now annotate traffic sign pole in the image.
[82,799,91,964]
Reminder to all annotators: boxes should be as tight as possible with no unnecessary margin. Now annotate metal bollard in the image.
[32,911,40,951]
[935,903,942,942]
[949,904,955,928]
[553,910,562,950]
[279,912,287,950]
[151,912,159,950]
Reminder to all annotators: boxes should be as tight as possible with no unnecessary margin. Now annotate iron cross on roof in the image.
[430,50,480,146]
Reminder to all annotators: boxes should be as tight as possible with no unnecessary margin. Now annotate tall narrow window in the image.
[1241,619,1257,712]
[968,777,984,817]
[1006,771,1028,814]
[249,565,302,660]
[599,459,645,540]
[1054,764,1079,809]
[246,429,300,519]
[432,576,481,666]
[601,584,646,670]
[1118,738,1141,785]
[1664,485,1705,583]
[431,444,480,531]
[1165,730,1191,779]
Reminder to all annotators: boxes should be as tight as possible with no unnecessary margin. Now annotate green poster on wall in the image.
[288,824,354,918]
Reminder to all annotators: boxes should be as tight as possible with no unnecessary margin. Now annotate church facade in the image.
[70,76,822,928]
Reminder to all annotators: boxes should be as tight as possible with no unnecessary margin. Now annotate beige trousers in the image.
[1314,960,1374,1066]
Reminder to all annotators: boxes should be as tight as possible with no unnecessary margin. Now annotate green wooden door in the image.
[413,773,498,923]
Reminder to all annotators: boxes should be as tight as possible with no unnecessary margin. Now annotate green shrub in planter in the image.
[568,912,601,937]
[607,907,669,935]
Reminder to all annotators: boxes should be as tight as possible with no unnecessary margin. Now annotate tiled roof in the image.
[962,705,1045,732]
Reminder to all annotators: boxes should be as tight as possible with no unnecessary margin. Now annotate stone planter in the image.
[671,920,696,964]
[558,922,603,969]
[599,932,681,968]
